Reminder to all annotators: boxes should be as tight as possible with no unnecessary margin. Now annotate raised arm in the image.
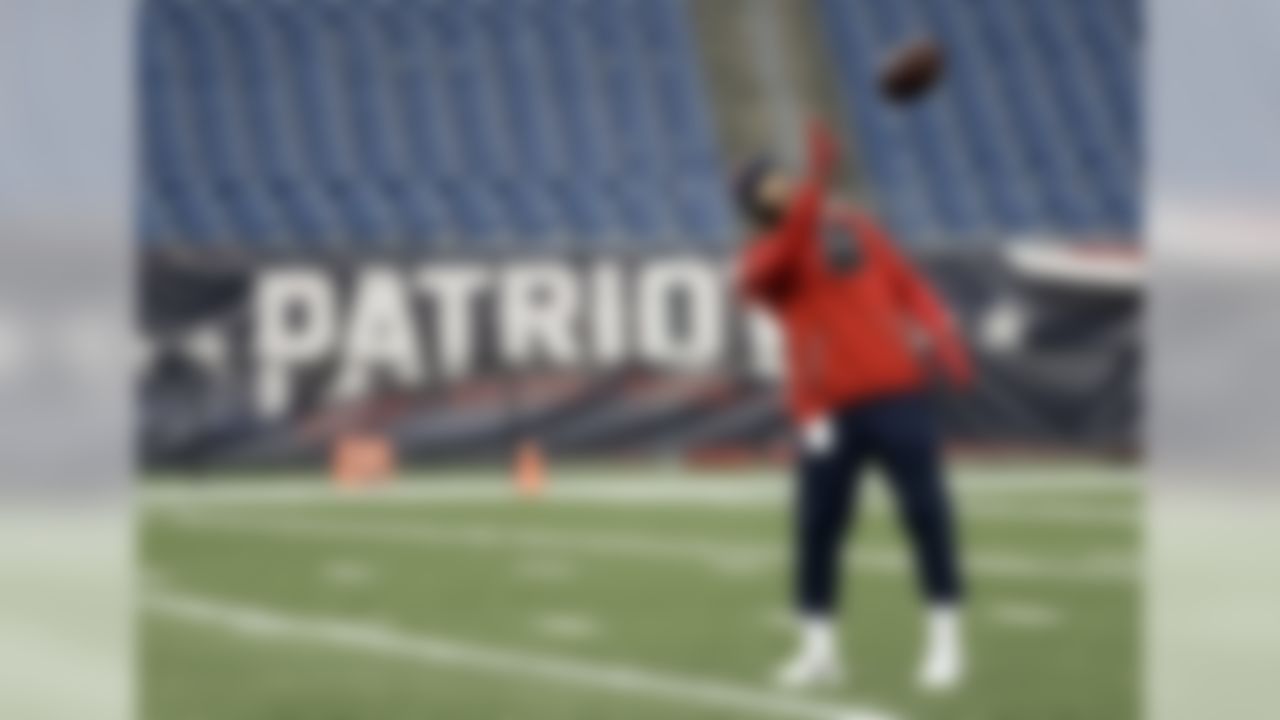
[738,121,839,301]
[777,120,839,244]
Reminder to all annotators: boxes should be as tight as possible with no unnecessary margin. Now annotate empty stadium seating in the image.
[140,0,734,253]
[819,0,1140,243]
[140,0,1141,254]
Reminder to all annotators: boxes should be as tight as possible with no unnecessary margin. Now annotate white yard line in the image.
[159,515,1136,584]
[514,556,579,584]
[146,589,900,720]
[320,558,376,589]
[531,611,602,642]
[960,504,1134,527]
[144,474,1136,509]
[144,486,1135,529]
[988,601,1066,630]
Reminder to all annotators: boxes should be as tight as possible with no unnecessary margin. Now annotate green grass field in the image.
[141,463,1139,720]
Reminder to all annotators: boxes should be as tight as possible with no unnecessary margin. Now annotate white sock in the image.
[920,603,965,689]
[927,604,961,650]
[799,615,837,659]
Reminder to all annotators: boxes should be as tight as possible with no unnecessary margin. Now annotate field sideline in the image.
[142,462,1139,720]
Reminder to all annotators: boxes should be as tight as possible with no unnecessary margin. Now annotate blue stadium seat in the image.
[819,0,1139,242]
[139,0,734,253]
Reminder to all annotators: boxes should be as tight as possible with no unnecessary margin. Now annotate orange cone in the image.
[514,439,547,498]
[332,433,395,491]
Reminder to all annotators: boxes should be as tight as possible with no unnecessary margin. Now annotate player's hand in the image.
[808,119,839,177]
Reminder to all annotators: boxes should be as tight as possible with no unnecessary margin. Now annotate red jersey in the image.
[737,124,973,423]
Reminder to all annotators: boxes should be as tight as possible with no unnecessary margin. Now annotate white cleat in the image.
[775,649,844,689]
[917,641,964,692]
[917,605,966,692]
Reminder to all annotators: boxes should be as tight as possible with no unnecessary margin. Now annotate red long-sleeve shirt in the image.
[737,124,972,423]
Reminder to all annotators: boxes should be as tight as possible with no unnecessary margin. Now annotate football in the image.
[880,38,946,103]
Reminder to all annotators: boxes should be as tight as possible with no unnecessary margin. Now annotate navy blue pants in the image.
[793,392,964,615]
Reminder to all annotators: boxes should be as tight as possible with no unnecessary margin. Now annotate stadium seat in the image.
[139,0,735,254]
[819,0,1140,243]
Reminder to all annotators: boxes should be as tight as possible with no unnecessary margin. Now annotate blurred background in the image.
[139,0,1141,471]
[135,1,1142,719]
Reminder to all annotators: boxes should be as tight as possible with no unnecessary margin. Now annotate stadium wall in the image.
[140,247,1139,470]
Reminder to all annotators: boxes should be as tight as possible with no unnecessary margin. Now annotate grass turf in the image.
[141,462,1139,720]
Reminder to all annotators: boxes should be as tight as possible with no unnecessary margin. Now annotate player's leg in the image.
[777,410,866,688]
[869,393,966,691]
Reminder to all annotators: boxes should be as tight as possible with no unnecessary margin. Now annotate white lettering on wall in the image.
[499,263,582,368]
[637,259,724,371]
[254,268,338,416]
[332,268,424,403]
